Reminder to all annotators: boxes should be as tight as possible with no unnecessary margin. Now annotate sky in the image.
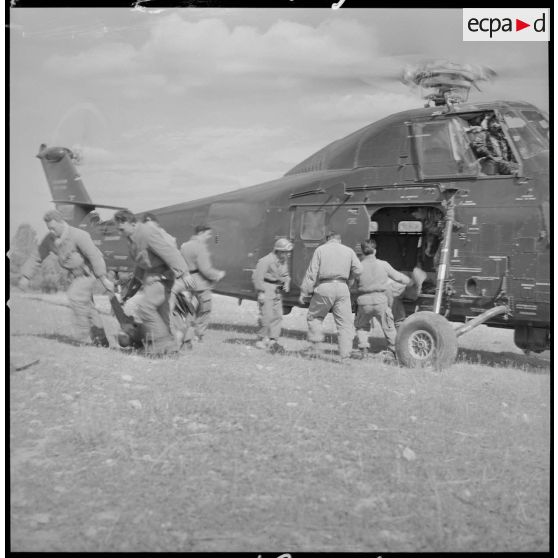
[8,7,550,238]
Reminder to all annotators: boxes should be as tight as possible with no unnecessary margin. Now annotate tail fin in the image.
[37,143,125,226]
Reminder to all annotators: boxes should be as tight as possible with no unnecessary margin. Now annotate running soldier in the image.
[18,209,114,345]
[114,210,190,356]
[179,224,225,343]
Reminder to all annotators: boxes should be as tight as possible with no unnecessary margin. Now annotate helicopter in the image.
[35,60,550,367]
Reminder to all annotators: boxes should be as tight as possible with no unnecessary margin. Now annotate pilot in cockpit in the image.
[469,114,518,175]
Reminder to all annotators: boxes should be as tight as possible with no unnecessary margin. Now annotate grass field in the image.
[9,292,550,552]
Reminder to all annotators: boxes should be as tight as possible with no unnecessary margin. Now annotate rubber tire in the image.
[395,311,458,369]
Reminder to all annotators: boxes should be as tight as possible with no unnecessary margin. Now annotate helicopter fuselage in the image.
[38,99,550,354]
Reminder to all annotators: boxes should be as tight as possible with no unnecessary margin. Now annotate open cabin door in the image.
[289,203,370,290]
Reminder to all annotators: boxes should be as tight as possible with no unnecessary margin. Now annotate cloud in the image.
[42,14,387,93]
[300,91,419,123]
[77,121,307,211]
[44,42,138,77]
[139,14,379,80]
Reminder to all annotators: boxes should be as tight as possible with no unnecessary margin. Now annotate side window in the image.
[502,111,546,158]
[357,125,407,167]
[414,120,477,178]
[397,220,423,233]
[520,110,549,142]
[300,209,326,240]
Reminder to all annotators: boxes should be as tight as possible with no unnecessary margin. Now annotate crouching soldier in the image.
[252,238,293,351]
[114,210,190,356]
[354,239,410,360]
[18,209,114,345]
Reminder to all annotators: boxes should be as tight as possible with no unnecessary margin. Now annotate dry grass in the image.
[9,292,550,552]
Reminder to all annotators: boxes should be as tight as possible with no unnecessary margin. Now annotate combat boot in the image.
[379,348,397,362]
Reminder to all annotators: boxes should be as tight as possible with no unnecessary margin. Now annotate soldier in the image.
[142,213,177,248]
[18,209,114,345]
[354,239,410,360]
[354,239,411,359]
[252,237,293,351]
[471,114,518,175]
[387,278,407,328]
[299,231,362,362]
[114,210,190,356]
[179,224,225,343]
[411,207,444,260]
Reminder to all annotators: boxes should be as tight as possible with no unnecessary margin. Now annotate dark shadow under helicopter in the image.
[10,292,550,371]
[214,324,550,373]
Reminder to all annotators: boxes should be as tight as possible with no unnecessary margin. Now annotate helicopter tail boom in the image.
[36,143,124,226]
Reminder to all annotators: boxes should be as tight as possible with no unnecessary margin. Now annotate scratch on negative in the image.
[131,0,166,14]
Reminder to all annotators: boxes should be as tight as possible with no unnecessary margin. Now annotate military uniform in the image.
[180,235,223,340]
[387,277,407,327]
[124,222,188,355]
[21,222,109,344]
[300,239,361,359]
[354,255,409,354]
[252,251,290,345]
[144,220,177,248]
[472,127,517,175]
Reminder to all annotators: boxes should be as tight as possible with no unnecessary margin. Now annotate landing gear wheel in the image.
[395,311,458,369]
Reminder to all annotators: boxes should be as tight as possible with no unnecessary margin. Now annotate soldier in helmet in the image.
[252,237,293,351]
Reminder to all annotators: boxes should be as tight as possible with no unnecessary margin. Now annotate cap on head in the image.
[43,209,65,223]
[487,114,500,127]
[273,238,293,252]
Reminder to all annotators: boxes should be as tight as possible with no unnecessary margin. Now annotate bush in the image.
[9,223,70,292]
[9,224,38,286]
[30,254,70,293]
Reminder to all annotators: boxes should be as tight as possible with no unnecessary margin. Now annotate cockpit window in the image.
[519,110,550,143]
[502,110,547,158]
[414,119,478,178]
